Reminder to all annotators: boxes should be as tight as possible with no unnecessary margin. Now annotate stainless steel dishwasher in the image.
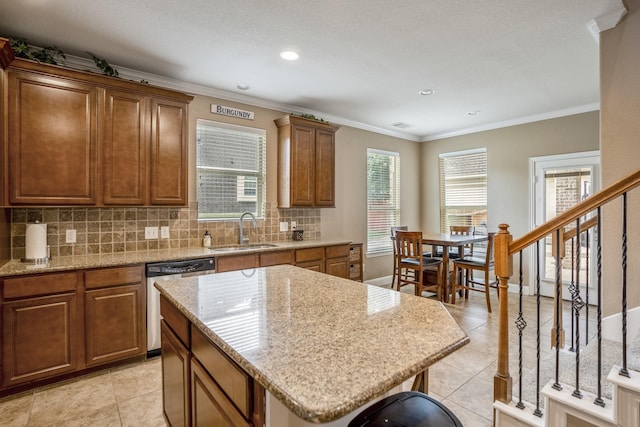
[145,257,215,357]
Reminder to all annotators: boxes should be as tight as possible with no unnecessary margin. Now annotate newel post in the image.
[494,223,513,403]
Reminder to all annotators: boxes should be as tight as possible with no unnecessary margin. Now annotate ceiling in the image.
[0,0,626,141]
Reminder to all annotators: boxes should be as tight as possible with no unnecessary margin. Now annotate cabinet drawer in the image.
[191,358,251,427]
[259,250,293,267]
[295,247,324,263]
[160,294,190,346]
[85,265,143,289]
[325,244,350,259]
[216,254,258,273]
[191,325,252,418]
[2,272,78,299]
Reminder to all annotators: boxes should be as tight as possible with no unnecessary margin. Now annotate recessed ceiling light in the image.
[236,84,250,90]
[467,110,480,116]
[418,89,435,96]
[280,50,300,61]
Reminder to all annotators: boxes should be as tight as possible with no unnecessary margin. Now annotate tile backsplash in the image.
[10,202,321,259]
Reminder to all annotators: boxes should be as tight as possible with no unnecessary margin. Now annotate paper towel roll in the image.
[25,223,48,260]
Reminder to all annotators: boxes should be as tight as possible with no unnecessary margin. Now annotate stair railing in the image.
[493,169,640,414]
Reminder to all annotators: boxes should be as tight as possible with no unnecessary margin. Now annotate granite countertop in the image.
[155,265,469,423]
[0,239,352,277]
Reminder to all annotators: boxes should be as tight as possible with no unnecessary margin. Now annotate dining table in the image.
[422,232,489,303]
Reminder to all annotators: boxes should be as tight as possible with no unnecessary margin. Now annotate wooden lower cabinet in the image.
[2,292,80,387]
[1,271,81,388]
[161,298,264,426]
[216,254,258,273]
[295,247,325,273]
[191,358,251,427]
[84,265,145,367]
[85,283,145,366]
[161,320,190,427]
[325,244,350,278]
[0,265,145,393]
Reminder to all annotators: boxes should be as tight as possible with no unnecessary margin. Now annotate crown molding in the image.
[587,6,628,43]
[421,103,600,142]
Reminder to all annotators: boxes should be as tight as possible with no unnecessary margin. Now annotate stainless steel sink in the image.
[211,243,279,252]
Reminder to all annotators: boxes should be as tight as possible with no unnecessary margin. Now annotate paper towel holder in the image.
[21,248,51,264]
[22,221,51,264]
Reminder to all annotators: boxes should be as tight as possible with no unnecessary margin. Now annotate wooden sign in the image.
[211,104,254,120]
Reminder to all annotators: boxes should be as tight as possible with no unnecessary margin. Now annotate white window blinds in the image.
[367,149,400,254]
[196,119,266,219]
[439,149,487,233]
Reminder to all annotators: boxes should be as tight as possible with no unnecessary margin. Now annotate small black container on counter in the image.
[292,230,304,241]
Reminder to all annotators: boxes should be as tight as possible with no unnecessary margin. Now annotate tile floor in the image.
[0,281,560,427]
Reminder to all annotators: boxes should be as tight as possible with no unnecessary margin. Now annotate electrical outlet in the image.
[160,226,170,239]
[279,221,289,232]
[65,229,76,244]
[291,221,297,230]
[145,227,159,239]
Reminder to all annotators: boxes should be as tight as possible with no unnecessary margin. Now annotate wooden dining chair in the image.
[390,226,408,289]
[395,231,443,299]
[450,232,498,312]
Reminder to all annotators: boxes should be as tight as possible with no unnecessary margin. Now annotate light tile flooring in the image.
[0,282,561,427]
[0,358,166,427]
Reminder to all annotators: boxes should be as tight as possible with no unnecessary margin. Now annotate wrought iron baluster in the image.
[553,228,563,391]
[569,236,576,352]
[572,219,584,399]
[516,251,526,409]
[594,207,605,407]
[585,227,590,346]
[620,193,629,377]
[534,240,543,417]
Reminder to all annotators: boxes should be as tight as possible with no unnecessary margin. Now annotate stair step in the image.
[608,364,640,393]
[493,400,544,427]
[541,381,616,426]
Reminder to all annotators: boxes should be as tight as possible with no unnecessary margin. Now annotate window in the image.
[367,149,400,254]
[439,148,487,233]
[196,119,266,219]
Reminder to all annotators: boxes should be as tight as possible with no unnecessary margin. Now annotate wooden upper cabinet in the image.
[8,68,98,205]
[149,98,189,206]
[102,90,148,205]
[275,115,339,208]
[2,56,193,207]
[314,127,336,207]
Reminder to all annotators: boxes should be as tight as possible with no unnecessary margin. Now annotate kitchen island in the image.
[155,264,469,426]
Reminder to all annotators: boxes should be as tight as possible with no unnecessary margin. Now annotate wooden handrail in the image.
[509,169,640,254]
[562,215,598,242]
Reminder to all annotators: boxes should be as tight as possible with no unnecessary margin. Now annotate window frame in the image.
[438,148,488,234]
[366,148,401,255]
[196,119,266,220]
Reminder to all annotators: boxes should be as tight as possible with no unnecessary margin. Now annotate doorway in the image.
[530,151,600,300]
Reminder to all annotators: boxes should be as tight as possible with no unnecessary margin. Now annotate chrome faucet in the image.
[239,211,257,245]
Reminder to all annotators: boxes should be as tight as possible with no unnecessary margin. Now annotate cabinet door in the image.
[85,282,145,366]
[191,358,251,427]
[296,260,325,273]
[149,98,188,206]
[290,124,315,206]
[2,293,80,387]
[102,90,148,205]
[314,128,335,207]
[326,257,349,278]
[161,320,190,427]
[8,69,97,205]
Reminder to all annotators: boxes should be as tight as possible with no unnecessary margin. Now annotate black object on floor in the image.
[348,391,463,427]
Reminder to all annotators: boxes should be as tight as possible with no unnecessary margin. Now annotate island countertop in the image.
[154,264,469,423]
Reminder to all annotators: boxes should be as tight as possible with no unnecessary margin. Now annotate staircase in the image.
[492,170,640,427]
[495,334,640,426]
